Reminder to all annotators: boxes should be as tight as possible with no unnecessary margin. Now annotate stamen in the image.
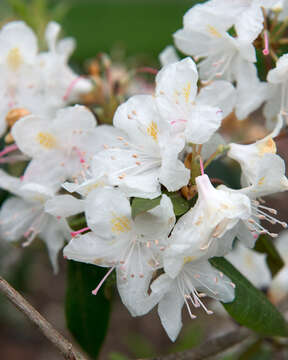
[63,76,85,101]
[0,144,19,158]
[71,227,90,237]
[92,266,115,295]
[199,157,204,176]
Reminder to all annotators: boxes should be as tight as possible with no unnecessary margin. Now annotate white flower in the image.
[92,95,190,198]
[226,242,271,289]
[228,114,283,186]
[164,174,251,278]
[150,260,235,341]
[38,22,92,106]
[0,21,92,136]
[0,169,70,273]
[12,105,99,182]
[173,4,257,82]
[63,187,176,316]
[155,57,235,144]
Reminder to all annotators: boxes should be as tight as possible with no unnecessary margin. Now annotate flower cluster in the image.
[1,0,288,342]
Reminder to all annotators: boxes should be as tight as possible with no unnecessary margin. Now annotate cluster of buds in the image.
[1,0,288,342]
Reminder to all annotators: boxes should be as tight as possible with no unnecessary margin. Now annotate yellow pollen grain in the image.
[183,82,191,103]
[7,47,23,70]
[147,121,158,141]
[207,25,222,38]
[257,137,276,156]
[183,256,196,264]
[36,132,57,149]
[111,214,131,234]
[258,176,265,186]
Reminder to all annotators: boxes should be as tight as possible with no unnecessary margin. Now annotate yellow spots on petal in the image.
[36,132,57,149]
[195,216,203,226]
[83,181,105,195]
[147,121,158,141]
[32,194,46,204]
[111,213,131,234]
[183,256,196,264]
[7,47,23,70]
[244,253,253,268]
[258,176,265,186]
[257,137,276,156]
[207,25,222,38]
[183,82,192,103]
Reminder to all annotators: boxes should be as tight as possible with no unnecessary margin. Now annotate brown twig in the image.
[139,327,251,360]
[0,276,87,360]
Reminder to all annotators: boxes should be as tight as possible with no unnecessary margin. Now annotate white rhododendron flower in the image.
[12,105,100,182]
[155,58,235,142]
[64,187,176,316]
[0,169,70,272]
[164,174,251,278]
[0,21,92,136]
[92,94,190,198]
[151,260,235,341]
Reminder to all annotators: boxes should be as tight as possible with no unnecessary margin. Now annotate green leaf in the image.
[66,260,111,358]
[164,191,190,216]
[254,234,285,277]
[131,196,161,218]
[210,257,288,337]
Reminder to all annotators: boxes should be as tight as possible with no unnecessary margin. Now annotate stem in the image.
[0,276,87,360]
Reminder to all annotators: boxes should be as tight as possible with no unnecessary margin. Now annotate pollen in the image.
[207,25,222,38]
[183,82,192,103]
[147,121,158,141]
[7,47,23,70]
[258,176,265,186]
[36,132,57,149]
[111,213,131,234]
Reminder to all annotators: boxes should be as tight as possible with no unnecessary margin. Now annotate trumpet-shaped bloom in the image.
[92,95,190,198]
[64,188,176,316]
[0,21,92,136]
[0,169,70,272]
[12,105,100,183]
[150,260,235,341]
[155,58,234,143]
[164,174,251,278]
[228,114,283,186]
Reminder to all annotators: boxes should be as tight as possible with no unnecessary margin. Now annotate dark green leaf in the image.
[131,196,161,218]
[254,234,285,277]
[66,260,111,358]
[210,257,288,337]
[164,192,190,216]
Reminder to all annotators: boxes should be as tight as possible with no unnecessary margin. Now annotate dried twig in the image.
[0,276,87,360]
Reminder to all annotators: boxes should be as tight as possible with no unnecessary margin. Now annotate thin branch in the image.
[0,276,88,360]
[139,327,251,360]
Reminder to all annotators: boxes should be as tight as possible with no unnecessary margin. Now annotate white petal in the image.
[159,46,179,66]
[85,187,133,241]
[45,195,85,217]
[45,21,61,53]
[196,80,236,118]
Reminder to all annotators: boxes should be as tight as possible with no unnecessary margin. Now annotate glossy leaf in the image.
[254,234,285,277]
[210,257,288,337]
[131,196,161,218]
[66,260,111,358]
